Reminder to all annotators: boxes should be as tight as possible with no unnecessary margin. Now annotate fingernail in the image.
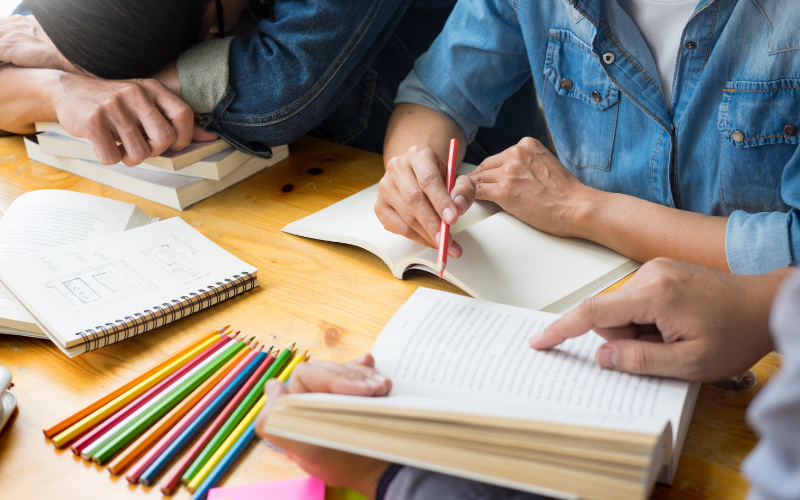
[443,207,456,225]
[454,195,468,215]
[435,232,441,244]
[372,374,388,385]
[597,344,617,368]
[448,242,462,258]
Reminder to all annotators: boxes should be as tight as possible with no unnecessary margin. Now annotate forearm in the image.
[384,103,466,168]
[0,66,59,134]
[576,189,730,271]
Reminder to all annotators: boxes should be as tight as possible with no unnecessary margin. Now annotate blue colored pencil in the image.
[190,421,258,500]
[138,352,267,486]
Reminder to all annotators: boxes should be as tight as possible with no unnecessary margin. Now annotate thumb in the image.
[597,339,685,378]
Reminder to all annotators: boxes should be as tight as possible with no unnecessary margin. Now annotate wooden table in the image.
[0,135,779,500]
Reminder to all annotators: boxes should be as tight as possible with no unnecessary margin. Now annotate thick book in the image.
[0,189,157,339]
[36,131,253,181]
[24,136,290,211]
[283,168,638,313]
[0,217,258,357]
[263,288,700,500]
[35,122,231,171]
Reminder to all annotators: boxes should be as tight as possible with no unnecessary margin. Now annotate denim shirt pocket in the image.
[717,79,800,213]
[542,29,620,170]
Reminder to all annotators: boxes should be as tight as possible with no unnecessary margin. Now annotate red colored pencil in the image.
[437,138,459,278]
[70,334,233,455]
[159,351,277,495]
[124,344,265,483]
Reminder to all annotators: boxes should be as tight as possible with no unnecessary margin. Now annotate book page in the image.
[0,217,257,351]
[404,212,637,312]
[372,288,690,438]
[282,164,501,276]
[0,190,140,330]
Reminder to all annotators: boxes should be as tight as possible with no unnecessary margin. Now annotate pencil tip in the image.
[250,336,255,340]
[437,261,445,278]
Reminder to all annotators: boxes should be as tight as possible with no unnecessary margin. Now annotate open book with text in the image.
[263,288,700,500]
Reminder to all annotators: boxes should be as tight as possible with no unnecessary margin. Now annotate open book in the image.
[0,217,258,357]
[35,123,231,171]
[283,168,638,313]
[0,190,157,338]
[264,288,700,500]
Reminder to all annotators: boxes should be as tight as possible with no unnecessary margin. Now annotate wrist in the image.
[568,184,609,240]
[353,460,392,500]
[39,69,66,122]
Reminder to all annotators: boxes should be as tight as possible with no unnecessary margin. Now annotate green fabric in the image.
[177,38,233,115]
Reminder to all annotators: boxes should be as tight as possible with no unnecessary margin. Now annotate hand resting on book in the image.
[256,354,392,500]
[530,258,792,381]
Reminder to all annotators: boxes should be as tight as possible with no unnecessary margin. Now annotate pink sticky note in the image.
[208,476,326,500]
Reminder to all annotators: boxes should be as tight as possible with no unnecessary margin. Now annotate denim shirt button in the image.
[685,40,697,50]
[592,91,601,102]
[732,130,745,143]
[560,77,573,90]
[785,124,797,136]
[602,52,615,64]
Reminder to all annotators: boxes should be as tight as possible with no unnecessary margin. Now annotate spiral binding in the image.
[74,271,258,353]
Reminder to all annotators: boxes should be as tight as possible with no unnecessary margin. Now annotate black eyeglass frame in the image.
[215,0,226,38]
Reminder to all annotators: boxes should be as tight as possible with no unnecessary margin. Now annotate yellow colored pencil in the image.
[52,333,225,447]
[187,396,265,491]
[277,351,307,383]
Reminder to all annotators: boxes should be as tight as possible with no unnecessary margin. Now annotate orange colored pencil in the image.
[43,326,229,439]
[106,339,255,475]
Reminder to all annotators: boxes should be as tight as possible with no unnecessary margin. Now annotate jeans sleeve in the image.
[183,0,412,158]
[380,466,549,500]
[725,209,800,275]
[742,271,800,500]
[394,0,532,144]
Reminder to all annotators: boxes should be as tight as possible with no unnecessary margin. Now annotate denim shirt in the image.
[396,0,800,275]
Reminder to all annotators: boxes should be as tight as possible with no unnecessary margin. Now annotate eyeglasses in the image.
[215,0,226,38]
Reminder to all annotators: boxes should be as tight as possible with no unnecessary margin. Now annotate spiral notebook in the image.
[0,217,258,357]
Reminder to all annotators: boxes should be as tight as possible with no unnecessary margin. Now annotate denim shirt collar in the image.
[752,0,800,54]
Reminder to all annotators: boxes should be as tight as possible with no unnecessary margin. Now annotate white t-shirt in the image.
[616,0,698,111]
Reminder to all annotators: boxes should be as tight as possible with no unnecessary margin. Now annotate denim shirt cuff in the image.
[177,38,234,115]
[395,69,480,143]
[726,211,794,275]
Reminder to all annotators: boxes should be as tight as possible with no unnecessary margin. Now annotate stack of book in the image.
[24,123,289,210]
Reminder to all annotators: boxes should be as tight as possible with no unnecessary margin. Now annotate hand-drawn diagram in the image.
[44,261,155,314]
[143,245,208,284]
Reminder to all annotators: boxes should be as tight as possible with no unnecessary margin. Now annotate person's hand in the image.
[256,354,392,500]
[50,73,195,166]
[468,137,594,238]
[376,146,476,257]
[529,258,790,381]
[0,15,77,72]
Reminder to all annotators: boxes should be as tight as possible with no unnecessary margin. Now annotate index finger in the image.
[469,150,507,177]
[153,89,194,151]
[529,285,658,350]
[286,360,391,397]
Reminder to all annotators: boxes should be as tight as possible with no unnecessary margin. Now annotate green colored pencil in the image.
[91,340,248,464]
[181,345,293,483]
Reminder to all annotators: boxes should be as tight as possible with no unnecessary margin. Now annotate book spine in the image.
[72,272,258,353]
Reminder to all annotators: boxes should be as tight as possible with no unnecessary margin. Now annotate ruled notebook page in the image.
[0,217,257,355]
[370,288,691,436]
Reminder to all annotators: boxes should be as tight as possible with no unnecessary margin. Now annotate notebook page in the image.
[405,212,637,311]
[0,190,139,330]
[0,217,257,350]
[372,288,690,437]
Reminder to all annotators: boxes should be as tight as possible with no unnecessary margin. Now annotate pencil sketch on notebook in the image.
[43,262,155,314]
[143,245,209,283]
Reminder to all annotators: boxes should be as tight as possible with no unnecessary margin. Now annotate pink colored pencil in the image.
[159,351,277,495]
[69,334,233,455]
[124,343,264,483]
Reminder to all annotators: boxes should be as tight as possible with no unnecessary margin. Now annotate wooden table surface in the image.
[0,134,779,500]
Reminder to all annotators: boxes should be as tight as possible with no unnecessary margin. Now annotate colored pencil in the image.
[90,337,250,464]
[80,334,240,460]
[52,331,228,448]
[71,333,233,455]
[44,326,229,439]
[188,398,265,493]
[138,349,268,487]
[122,343,263,481]
[189,353,306,496]
[108,340,257,475]
[158,350,277,495]
[181,345,293,484]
